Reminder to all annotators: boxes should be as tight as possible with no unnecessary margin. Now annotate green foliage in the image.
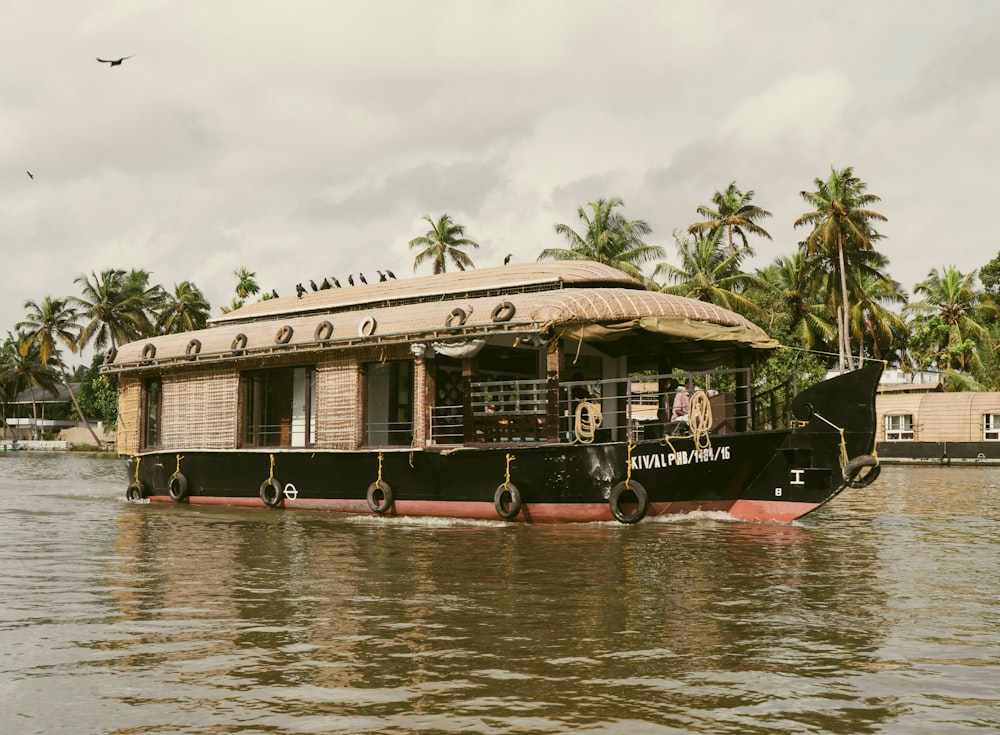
[539,198,663,281]
[76,354,119,426]
[410,214,480,274]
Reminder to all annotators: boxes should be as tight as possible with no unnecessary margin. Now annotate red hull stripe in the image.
[148,495,820,523]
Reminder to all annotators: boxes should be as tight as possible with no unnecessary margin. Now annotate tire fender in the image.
[609,480,648,524]
[367,480,393,514]
[168,472,190,502]
[260,477,283,507]
[843,454,881,489]
[494,483,522,520]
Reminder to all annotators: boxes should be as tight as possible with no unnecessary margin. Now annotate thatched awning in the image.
[104,263,777,373]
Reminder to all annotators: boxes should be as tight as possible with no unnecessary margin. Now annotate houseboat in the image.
[876,383,1000,464]
[103,262,882,523]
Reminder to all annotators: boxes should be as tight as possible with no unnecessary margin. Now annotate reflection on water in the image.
[0,455,997,733]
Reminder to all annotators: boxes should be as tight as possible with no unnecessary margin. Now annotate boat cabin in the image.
[103,263,778,455]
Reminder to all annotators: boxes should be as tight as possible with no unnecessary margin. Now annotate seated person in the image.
[671,383,690,422]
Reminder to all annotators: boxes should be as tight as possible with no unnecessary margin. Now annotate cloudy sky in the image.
[3,1,997,360]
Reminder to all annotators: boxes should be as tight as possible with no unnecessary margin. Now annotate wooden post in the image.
[545,348,561,442]
[412,351,428,446]
[735,350,750,432]
[461,356,477,444]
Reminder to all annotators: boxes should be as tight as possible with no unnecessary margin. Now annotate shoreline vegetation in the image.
[3,168,999,449]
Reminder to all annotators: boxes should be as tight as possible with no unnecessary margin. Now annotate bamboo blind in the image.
[160,369,239,450]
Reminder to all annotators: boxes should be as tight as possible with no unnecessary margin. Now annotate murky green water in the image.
[0,453,997,733]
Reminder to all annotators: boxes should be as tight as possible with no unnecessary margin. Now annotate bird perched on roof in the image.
[331,276,341,288]
[504,253,512,265]
[348,275,355,286]
[386,269,396,280]
[359,273,368,285]
[96,55,134,67]
[271,289,279,298]
[320,278,331,290]
[377,270,386,282]
[309,279,318,291]
[26,170,33,179]
[295,283,306,298]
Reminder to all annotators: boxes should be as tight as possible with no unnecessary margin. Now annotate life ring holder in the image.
[274,325,294,345]
[184,339,201,360]
[358,316,378,337]
[314,320,334,342]
[609,479,648,524]
[445,308,468,328]
[141,343,156,361]
[231,333,248,353]
[491,301,516,323]
[843,454,881,489]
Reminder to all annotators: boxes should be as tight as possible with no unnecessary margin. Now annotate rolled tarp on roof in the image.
[551,317,778,350]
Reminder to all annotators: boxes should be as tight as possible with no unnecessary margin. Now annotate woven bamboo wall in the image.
[160,369,239,450]
[117,376,143,455]
[314,355,361,449]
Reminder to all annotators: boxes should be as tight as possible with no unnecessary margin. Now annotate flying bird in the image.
[359,273,368,285]
[26,170,33,179]
[295,283,306,298]
[386,270,396,280]
[96,55,134,67]
[504,253,512,265]
[348,275,355,286]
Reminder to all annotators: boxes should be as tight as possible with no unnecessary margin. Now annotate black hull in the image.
[124,363,883,524]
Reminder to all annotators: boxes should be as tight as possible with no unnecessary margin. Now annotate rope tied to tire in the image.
[573,400,603,443]
[494,452,522,520]
[610,444,648,523]
[367,451,394,514]
[168,453,189,502]
[260,453,283,507]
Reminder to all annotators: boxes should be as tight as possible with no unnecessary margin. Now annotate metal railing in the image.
[426,368,757,446]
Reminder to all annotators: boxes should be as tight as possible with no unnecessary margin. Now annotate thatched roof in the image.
[104,262,777,372]
[210,262,642,326]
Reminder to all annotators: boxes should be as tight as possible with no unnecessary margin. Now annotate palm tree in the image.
[688,182,773,257]
[16,297,103,446]
[409,214,480,274]
[233,267,260,300]
[847,263,908,363]
[907,266,997,372]
[755,253,836,351]
[0,332,59,440]
[539,198,664,281]
[794,166,887,370]
[156,281,211,334]
[72,268,154,353]
[653,228,767,317]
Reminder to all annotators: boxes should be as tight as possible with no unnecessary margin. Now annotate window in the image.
[242,367,315,447]
[142,378,162,448]
[364,360,413,446]
[985,413,1000,441]
[884,414,914,441]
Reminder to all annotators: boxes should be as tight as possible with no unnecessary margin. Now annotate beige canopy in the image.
[105,262,777,372]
